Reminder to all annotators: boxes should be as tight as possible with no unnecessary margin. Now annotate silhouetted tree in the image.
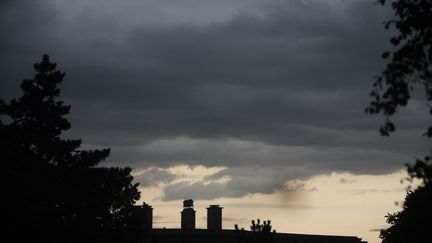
[366,0,431,184]
[1,55,140,242]
[250,219,275,243]
[366,0,431,138]
[365,1,431,242]
[380,184,432,243]
[250,219,272,233]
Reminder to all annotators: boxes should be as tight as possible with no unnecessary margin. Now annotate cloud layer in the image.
[1,0,429,200]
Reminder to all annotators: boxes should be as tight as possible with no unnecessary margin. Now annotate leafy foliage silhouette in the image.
[366,0,431,138]
[250,219,272,233]
[365,1,432,242]
[250,219,275,243]
[1,55,140,242]
[380,184,432,243]
[366,0,431,186]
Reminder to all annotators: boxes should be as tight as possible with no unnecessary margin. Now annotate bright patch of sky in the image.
[138,168,410,243]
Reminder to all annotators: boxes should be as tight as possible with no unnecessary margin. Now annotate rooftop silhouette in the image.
[129,200,366,243]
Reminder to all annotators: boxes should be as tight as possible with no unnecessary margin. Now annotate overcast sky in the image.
[1,1,430,242]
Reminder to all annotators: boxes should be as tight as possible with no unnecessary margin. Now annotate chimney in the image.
[207,205,223,231]
[181,199,195,230]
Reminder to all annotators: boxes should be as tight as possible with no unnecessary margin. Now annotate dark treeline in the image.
[1,55,142,243]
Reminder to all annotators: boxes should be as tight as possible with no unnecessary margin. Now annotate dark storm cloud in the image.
[0,0,60,99]
[1,0,430,199]
[61,0,426,152]
[0,0,421,145]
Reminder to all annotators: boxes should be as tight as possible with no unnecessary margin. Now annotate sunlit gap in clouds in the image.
[134,167,408,243]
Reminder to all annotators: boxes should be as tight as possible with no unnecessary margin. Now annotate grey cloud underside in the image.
[134,168,177,187]
[1,0,430,200]
[164,166,308,200]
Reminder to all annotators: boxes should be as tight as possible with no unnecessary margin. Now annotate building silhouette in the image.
[127,202,153,230]
[142,202,153,230]
[133,200,366,243]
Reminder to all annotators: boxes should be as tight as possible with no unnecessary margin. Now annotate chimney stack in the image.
[207,205,223,231]
[181,199,195,230]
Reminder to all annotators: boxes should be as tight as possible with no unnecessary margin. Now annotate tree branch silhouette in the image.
[365,1,432,242]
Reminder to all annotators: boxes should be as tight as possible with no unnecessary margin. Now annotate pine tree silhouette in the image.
[1,55,140,243]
